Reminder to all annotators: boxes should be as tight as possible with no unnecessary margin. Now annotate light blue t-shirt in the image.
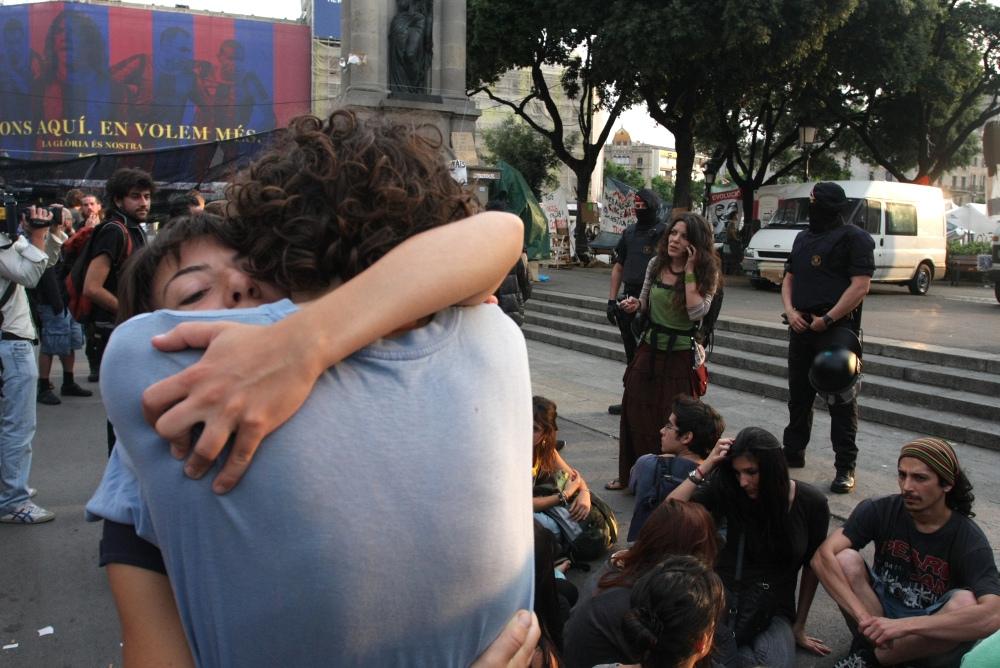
[87,300,535,667]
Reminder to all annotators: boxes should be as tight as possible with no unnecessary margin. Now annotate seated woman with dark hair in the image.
[616,554,726,668]
[562,499,718,668]
[669,426,831,668]
[627,395,724,540]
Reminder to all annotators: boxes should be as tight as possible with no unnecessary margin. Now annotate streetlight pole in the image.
[799,124,817,182]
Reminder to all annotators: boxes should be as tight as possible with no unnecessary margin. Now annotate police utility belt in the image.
[802,304,863,329]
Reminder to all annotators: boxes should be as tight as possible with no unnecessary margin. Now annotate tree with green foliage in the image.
[603,161,645,190]
[649,175,704,210]
[826,0,1000,183]
[468,0,635,258]
[650,175,673,203]
[481,118,562,198]
[672,1,856,220]
[602,0,854,214]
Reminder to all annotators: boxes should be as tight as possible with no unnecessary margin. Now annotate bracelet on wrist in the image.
[684,272,697,284]
[687,468,706,486]
[557,491,567,506]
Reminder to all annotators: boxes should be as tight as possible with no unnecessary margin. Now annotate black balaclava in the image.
[634,188,659,229]
[808,182,847,233]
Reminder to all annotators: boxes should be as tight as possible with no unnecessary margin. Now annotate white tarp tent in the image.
[946,203,996,236]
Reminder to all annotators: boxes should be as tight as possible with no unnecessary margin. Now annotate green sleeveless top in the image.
[642,281,694,351]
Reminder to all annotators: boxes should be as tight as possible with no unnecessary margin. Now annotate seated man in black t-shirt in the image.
[812,437,1000,668]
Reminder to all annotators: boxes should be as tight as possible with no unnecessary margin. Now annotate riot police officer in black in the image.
[781,182,875,493]
[606,189,666,414]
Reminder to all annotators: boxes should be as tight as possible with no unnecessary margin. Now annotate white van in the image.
[742,181,947,295]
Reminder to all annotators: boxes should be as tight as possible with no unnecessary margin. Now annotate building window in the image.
[952,176,957,187]
[961,176,967,189]
[637,157,644,167]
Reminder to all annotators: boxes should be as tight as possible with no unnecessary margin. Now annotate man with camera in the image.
[0,205,56,524]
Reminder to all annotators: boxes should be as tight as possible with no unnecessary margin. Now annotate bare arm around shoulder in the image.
[107,564,194,668]
[141,211,525,493]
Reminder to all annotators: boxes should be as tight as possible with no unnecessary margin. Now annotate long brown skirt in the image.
[618,343,695,483]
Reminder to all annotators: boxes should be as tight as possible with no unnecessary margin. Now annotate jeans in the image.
[39,304,84,356]
[0,339,38,513]
[782,327,860,472]
[714,615,796,668]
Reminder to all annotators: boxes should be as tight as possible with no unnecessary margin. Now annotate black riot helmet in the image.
[809,327,863,406]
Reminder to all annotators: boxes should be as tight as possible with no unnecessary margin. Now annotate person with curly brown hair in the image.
[86,110,535,666]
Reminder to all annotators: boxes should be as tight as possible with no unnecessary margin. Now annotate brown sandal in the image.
[605,479,626,491]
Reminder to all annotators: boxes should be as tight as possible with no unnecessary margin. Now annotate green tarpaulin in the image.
[493,161,550,260]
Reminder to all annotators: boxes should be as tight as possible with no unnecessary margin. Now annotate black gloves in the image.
[606,299,618,325]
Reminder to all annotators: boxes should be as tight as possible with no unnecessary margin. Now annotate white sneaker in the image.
[0,501,55,524]
[28,487,37,498]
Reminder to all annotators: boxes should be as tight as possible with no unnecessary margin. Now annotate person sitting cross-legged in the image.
[812,437,1000,668]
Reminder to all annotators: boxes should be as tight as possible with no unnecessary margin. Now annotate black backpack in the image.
[568,493,619,562]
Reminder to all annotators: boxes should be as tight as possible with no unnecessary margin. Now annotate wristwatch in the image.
[822,314,834,327]
[687,468,706,486]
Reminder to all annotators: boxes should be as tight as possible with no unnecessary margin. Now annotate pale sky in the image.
[618,105,675,148]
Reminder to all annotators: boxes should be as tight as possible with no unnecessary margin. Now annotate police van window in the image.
[767,198,810,228]
[885,202,917,236]
[861,199,882,235]
[845,198,865,230]
[844,198,880,235]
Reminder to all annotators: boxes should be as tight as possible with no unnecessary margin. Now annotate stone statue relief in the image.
[388,0,432,94]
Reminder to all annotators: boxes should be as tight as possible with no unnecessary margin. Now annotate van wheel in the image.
[908,263,932,295]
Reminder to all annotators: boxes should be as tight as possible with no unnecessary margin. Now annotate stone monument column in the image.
[340,0,388,107]
[339,0,479,148]
[438,5,466,105]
